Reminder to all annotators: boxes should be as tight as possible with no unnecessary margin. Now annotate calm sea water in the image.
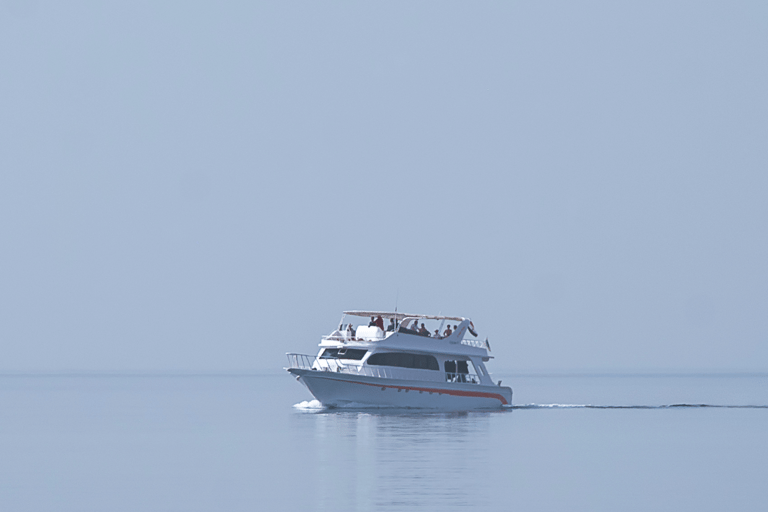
[1,373,766,512]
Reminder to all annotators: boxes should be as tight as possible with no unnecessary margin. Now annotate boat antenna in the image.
[394,289,399,327]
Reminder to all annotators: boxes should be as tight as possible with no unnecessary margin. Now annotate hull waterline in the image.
[288,368,512,409]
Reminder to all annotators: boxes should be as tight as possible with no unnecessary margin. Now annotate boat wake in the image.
[293,399,326,410]
[507,403,768,409]
[293,400,416,411]
[293,401,768,413]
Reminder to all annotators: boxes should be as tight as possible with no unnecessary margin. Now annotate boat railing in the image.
[286,353,397,378]
[322,333,388,343]
[460,339,488,349]
[287,353,481,384]
[355,365,395,379]
[444,372,480,384]
[323,334,365,342]
[287,353,336,371]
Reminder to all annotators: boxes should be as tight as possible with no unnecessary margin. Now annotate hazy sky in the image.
[2,1,766,373]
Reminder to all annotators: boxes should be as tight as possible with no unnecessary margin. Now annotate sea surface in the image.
[1,373,766,512]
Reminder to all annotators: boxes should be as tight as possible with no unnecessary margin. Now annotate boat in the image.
[286,310,513,409]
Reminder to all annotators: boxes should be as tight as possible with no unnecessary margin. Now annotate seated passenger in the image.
[375,315,385,330]
[397,319,418,335]
[369,316,376,327]
[434,329,440,338]
[346,324,355,337]
[443,326,452,337]
[419,323,430,336]
[387,319,395,332]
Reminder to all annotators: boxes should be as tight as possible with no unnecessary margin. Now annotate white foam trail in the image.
[294,401,767,412]
[507,403,768,409]
[293,399,326,410]
[512,403,587,409]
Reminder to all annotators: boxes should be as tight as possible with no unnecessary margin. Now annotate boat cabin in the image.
[312,311,497,386]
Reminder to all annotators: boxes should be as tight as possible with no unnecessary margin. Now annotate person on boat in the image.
[386,318,395,332]
[443,326,452,337]
[369,316,376,327]
[434,329,440,338]
[419,323,430,336]
[375,315,384,330]
[346,323,355,337]
[396,319,414,335]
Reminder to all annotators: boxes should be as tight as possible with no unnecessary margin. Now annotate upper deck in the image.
[321,310,493,359]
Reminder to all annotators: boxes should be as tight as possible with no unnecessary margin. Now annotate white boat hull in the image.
[288,368,512,409]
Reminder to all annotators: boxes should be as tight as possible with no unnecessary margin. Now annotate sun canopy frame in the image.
[343,311,466,322]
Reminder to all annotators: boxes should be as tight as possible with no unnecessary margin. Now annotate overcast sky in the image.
[1,1,766,374]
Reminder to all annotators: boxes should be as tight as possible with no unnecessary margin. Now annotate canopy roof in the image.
[343,311,466,322]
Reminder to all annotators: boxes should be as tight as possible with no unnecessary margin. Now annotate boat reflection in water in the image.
[303,408,495,511]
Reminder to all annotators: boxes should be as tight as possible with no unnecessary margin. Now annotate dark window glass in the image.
[320,348,367,360]
[366,352,439,371]
[444,360,469,373]
[444,359,475,383]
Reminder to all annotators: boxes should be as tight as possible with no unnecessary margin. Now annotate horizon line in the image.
[1,369,767,378]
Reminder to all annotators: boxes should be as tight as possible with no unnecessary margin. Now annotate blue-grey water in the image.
[1,373,766,512]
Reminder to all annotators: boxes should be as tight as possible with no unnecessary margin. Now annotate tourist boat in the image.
[286,311,512,409]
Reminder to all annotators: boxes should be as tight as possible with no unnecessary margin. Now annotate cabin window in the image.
[366,352,439,371]
[320,348,367,360]
[444,359,478,383]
